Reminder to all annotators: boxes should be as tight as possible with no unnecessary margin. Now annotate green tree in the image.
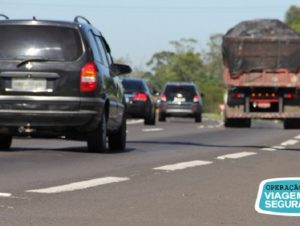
[146,38,224,113]
[285,5,300,32]
[147,39,204,88]
[204,34,224,80]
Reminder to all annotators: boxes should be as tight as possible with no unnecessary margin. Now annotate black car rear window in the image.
[122,80,146,92]
[164,85,197,101]
[0,25,83,61]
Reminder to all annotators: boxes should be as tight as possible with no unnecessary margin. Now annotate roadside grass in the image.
[204,112,223,121]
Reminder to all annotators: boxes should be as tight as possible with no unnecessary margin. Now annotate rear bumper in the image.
[125,102,151,118]
[225,105,300,119]
[0,109,100,136]
[160,103,201,117]
[0,95,104,136]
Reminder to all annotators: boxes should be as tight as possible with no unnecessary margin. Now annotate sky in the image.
[1,0,299,69]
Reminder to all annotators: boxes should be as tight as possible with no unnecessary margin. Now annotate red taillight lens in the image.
[80,62,98,92]
[193,95,199,102]
[284,93,295,99]
[233,92,245,99]
[161,93,167,102]
[133,93,148,102]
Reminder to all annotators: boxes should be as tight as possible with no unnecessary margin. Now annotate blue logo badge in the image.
[255,178,300,216]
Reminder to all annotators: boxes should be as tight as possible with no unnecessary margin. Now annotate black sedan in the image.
[121,78,156,125]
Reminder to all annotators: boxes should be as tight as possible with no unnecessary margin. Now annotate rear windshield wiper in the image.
[16,58,50,68]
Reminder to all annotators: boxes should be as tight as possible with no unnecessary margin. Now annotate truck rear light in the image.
[284,93,295,99]
[133,93,148,102]
[233,92,244,99]
[161,93,167,102]
[80,62,98,92]
[193,95,200,102]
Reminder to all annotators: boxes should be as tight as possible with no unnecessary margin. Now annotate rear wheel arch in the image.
[104,100,110,120]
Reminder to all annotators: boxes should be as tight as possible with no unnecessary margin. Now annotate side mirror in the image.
[111,64,132,75]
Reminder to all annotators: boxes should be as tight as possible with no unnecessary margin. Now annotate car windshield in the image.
[122,80,146,92]
[0,25,83,61]
[164,85,196,101]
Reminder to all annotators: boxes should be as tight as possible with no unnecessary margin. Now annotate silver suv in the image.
[158,82,203,122]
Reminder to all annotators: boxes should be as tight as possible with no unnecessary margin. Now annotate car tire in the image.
[108,115,126,151]
[158,112,166,122]
[145,111,156,125]
[0,134,12,150]
[150,111,156,125]
[195,112,202,123]
[87,113,107,153]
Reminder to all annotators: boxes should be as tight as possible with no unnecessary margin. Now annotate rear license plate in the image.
[174,97,186,103]
[11,78,47,92]
[257,102,271,109]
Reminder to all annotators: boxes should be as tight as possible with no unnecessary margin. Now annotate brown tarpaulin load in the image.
[222,19,300,77]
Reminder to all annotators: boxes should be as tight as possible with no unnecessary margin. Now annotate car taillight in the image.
[80,62,98,92]
[161,93,167,102]
[193,95,199,102]
[133,93,148,102]
[284,93,295,99]
[233,92,245,99]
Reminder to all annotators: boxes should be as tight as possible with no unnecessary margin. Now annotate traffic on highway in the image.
[1,6,300,226]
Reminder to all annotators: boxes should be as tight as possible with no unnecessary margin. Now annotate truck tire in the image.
[284,119,300,129]
[108,116,126,151]
[0,134,12,150]
[224,118,251,128]
[87,113,107,153]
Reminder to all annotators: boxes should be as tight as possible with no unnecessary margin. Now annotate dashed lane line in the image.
[127,119,144,125]
[281,139,299,146]
[142,128,164,132]
[271,146,285,150]
[197,120,223,129]
[0,193,12,197]
[261,148,277,152]
[261,138,300,152]
[26,177,130,194]
[153,160,213,172]
[216,152,257,160]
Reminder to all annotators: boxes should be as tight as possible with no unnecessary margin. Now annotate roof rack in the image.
[74,16,91,25]
[0,14,9,20]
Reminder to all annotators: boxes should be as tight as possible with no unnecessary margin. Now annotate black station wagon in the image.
[0,15,131,152]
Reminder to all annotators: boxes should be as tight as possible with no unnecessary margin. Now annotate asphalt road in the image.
[1,117,300,225]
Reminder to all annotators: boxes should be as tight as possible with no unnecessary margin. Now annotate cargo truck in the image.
[222,19,300,129]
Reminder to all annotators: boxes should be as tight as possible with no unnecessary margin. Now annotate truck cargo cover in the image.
[223,19,300,77]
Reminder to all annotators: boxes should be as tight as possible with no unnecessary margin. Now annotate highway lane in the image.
[1,118,300,225]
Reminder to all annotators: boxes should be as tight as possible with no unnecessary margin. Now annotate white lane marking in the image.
[142,128,164,132]
[216,121,224,127]
[294,135,300,139]
[198,125,205,129]
[261,148,277,152]
[272,146,285,150]
[153,160,213,171]
[217,152,257,160]
[281,139,299,146]
[0,193,12,197]
[27,177,130,194]
[126,119,143,125]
